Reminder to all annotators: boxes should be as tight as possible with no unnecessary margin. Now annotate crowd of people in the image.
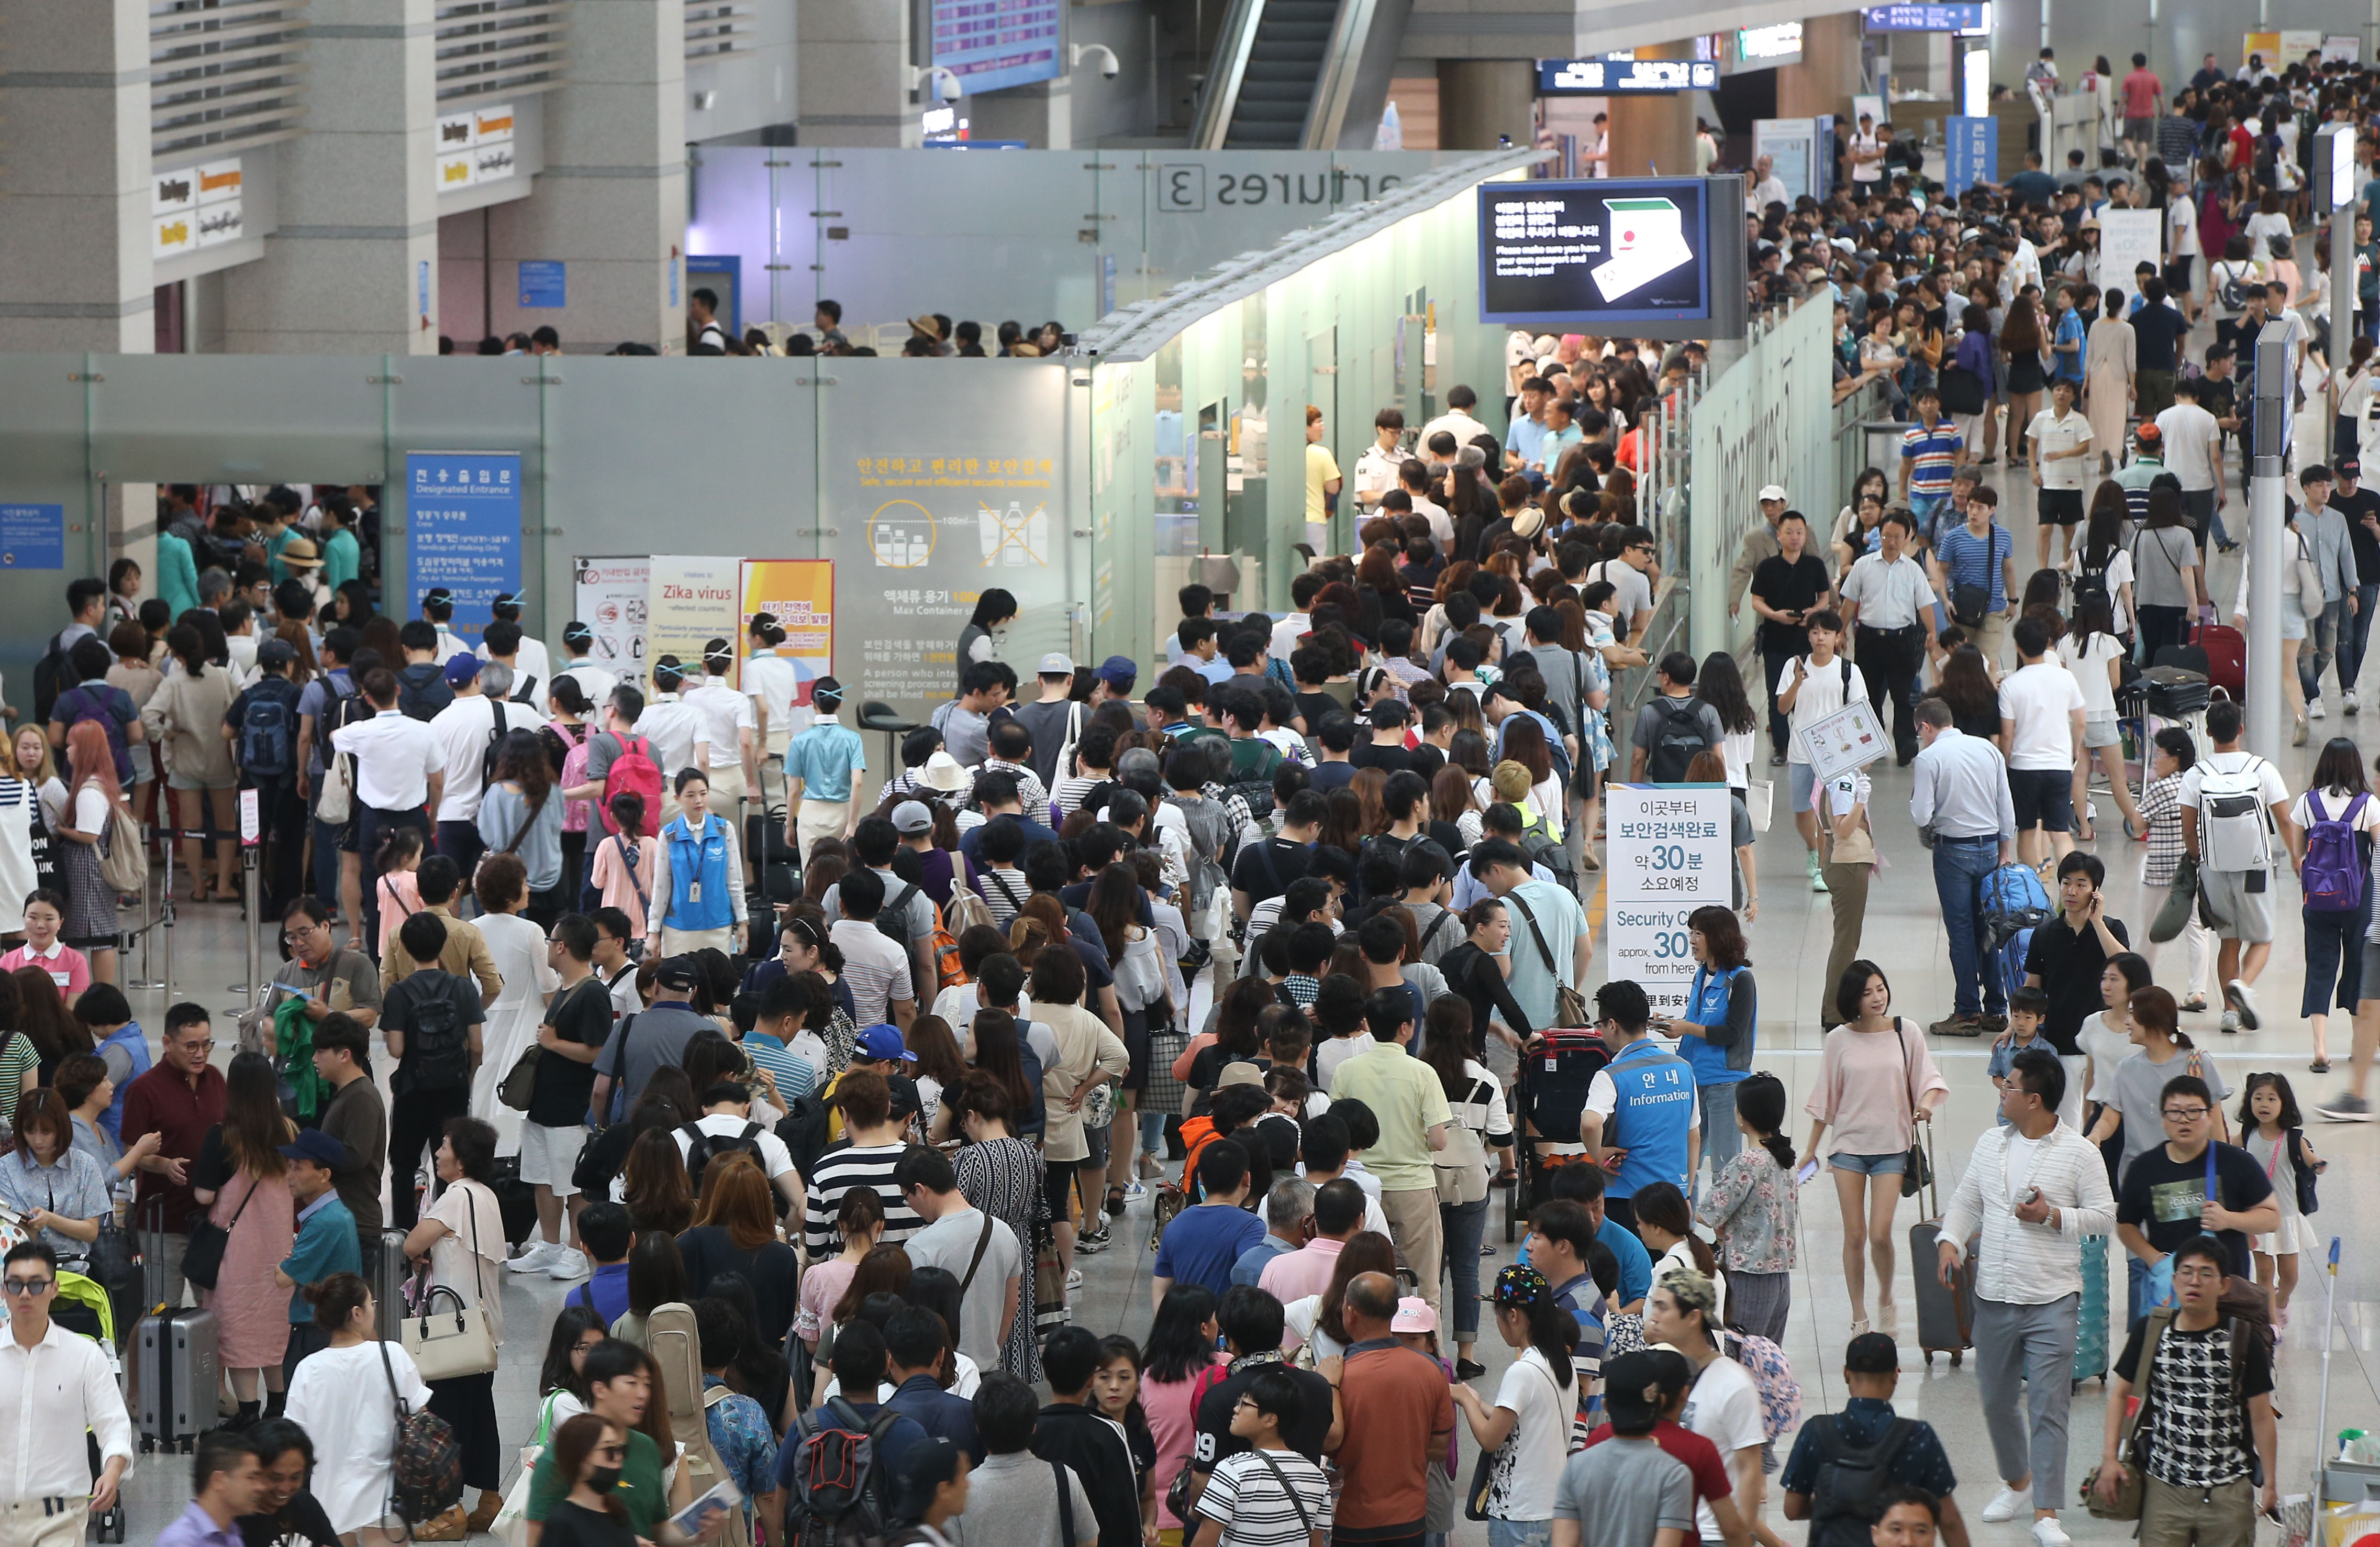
[435,301,1079,361]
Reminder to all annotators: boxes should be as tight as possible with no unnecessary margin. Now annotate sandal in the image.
[2125,818,2150,842]
[2312,1059,2332,1074]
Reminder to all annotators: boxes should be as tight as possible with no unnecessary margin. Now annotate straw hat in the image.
[277,535,322,570]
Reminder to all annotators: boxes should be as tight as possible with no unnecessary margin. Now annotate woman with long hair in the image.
[1496,719,1563,836]
[2079,952,2156,1176]
[532,1306,609,1441]
[903,1013,969,1134]
[1430,763,1485,850]
[1803,962,1948,1335]
[284,1273,435,1547]
[1694,1071,1798,1341]
[2288,739,2377,1069]
[2060,592,2147,842]
[1998,292,2047,461]
[2129,484,2204,666]
[464,852,558,1140]
[1422,997,1510,1374]
[53,721,129,985]
[479,727,565,924]
[1631,1180,1721,1320]
[2071,481,2138,639]
[1286,1229,1397,1360]
[1695,651,1758,792]
[1318,788,1366,858]
[1143,1284,1226,1538]
[1937,644,2004,742]
[676,1154,800,1359]
[614,1229,689,1345]
[399,1116,510,1530]
[943,1071,1046,1379]
[2085,285,2137,461]
[141,621,242,903]
[1448,1264,1575,1537]
[622,1126,695,1236]
[1949,303,2000,462]
[955,589,1018,693]
[191,1049,298,1426]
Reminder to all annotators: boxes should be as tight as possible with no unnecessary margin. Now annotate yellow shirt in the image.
[1305,442,1342,523]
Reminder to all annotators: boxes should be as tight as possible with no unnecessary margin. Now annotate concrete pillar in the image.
[1607,42,1695,180]
[1777,12,1861,121]
[799,0,922,147]
[970,77,1074,149]
[220,0,439,352]
[1435,60,1532,150]
[0,0,154,351]
[486,1,688,351]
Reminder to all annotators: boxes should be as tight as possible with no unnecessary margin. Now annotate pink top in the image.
[1258,1239,1345,1311]
[1146,1358,1227,1527]
[796,1258,859,1349]
[0,943,90,1002]
[376,871,422,959]
[1805,1018,1950,1158]
[590,831,658,937]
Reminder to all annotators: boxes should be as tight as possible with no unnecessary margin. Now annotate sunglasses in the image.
[3,1277,54,1297]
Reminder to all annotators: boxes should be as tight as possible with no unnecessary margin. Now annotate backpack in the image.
[782,1396,903,1547]
[1805,1416,1918,1547]
[1719,1329,1803,1444]
[776,1093,835,1184]
[1642,695,1711,783]
[376,1339,463,1526]
[398,980,472,1092]
[555,722,594,834]
[679,1119,767,1194]
[1433,1076,1495,1207]
[2198,753,2276,872]
[1517,826,1578,897]
[32,630,83,725]
[1977,861,2052,948]
[237,679,301,780]
[54,682,134,786]
[478,698,510,795]
[2301,791,2367,909]
[2218,262,2259,313]
[945,885,995,938]
[926,901,966,994]
[603,734,664,837]
[395,661,453,722]
[876,881,928,989]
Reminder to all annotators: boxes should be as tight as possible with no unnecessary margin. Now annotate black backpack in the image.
[396,661,454,723]
[1806,1416,1916,1547]
[679,1119,766,1194]
[237,678,303,781]
[1643,695,1712,783]
[1517,826,1578,896]
[398,980,471,1093]
[479,699,511,792]
[776,1093,835,1184]
[31,631,81,726]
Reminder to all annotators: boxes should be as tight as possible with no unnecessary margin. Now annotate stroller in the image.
[1508,1029,1610,1240]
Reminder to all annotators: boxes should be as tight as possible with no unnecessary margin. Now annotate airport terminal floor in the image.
[90,465,2380,1543]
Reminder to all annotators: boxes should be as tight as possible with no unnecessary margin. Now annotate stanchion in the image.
[126,817,164,992]
[159,826,177,1007]
[230,791,261,1000]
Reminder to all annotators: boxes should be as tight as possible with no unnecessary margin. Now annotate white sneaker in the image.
[1981,1487,2033,1524]
[545,1248,590,1281]
[2348,690,2362,715]
[2031,1517,2071,1547]
[506,1241,560,1274]
[2312,699,2329,721]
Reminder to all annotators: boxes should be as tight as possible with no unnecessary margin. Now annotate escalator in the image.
[1190,0,1406,151]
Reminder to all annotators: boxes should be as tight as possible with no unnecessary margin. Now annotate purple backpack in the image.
[2302,791,2369,911]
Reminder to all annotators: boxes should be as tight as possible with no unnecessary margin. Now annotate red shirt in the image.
[1334,1341,1456,1538]
[2120,69,2162,118]
[1586,1417,1734,1502]
[121,1062,227,1234]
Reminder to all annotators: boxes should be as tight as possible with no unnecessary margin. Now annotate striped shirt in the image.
[1900,421,1964,499]
[802,1142,923,1257]
[741,1032,817,1104]
[975,865,1030,929]
[828,919,915,1023]
[1194,1448,1334,1547]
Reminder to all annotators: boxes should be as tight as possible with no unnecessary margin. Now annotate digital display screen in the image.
[1477,179,1712,326]
[1862,3,1986,30]
[1537,58,1720,94]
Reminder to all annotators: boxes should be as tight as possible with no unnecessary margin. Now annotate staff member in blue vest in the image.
[1579,979,1698,1237]
[783,676,870,870]
[647,766,748,959]
[1653,905,1757,1196]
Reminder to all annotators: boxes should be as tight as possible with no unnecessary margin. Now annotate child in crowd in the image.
[1987,987,2051,1123]
[2237,1073,2322,1318]
[590,791,656,942]
[2136,726,2213,1013]
[372,827,423,962]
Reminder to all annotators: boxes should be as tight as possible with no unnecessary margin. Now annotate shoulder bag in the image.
[1505,890,1589,1028]
[181,1168,260,1292]
[401,1184,500,1378]
[2083,1308,2174,1519]
[1895,1021,1933,1199]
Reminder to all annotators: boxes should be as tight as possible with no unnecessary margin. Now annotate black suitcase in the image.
[488,1157,538,1251]
[1908,1123,1977,1365]
[1512,1031,1610,1239]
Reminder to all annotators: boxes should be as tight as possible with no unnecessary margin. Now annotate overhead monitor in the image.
[1537,57,1719,94]
[1478,177,1733,330]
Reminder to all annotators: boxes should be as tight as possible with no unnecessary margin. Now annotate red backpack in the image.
[603,734,663,837]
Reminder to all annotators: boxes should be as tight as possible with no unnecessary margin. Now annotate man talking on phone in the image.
[1936,1050,2115,1547]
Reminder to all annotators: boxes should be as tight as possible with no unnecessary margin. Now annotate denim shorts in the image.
[1829,1150,1909,1176]
[1789,761,1817,814]
[1488,1519,1553,1547]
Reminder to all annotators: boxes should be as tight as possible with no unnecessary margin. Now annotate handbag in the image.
[1434,1078,1495,1208]
[1939,361,1987,416]
[2291,528,2328,620]
[1465,1356,1562,1520]
[2083,1308,2172,1519]
[399,1185,500,1379]
[377,1335,464,1524]
[181,1170,261,1292]
[1506,891,1589,1028]
[1032,1217,1068,1334]
[1895,1022,1932,1199]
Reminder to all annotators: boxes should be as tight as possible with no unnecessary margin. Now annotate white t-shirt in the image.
[671,1110,800,1183]
[428,694,548,822]
[1850,131,1883,182]
[2178,752,2290,814]
[2066,546,2136,634]
[2002,1129,2045,1199]
[1718,728,1753,791]
[2055,632,2125,719]
[1485,1346,1572,1520]
[744,654,807,748]
[1588,559,1653,624]
[1996,661,2086,770]
[2027,409,2095,490]
[2288,785,2380,846]
[2154,404,2222,490]
[2077,1013,2133,1102]
[1315,1034,1376,1091]
[1679,1354,1767,1543]
[1783,655,1864,768]
[685,679,757,769]
[2168,195,2200,257]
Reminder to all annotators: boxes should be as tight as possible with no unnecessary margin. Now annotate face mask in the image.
[590,1466,623,1493]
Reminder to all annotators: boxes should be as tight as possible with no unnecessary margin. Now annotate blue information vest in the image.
[1606,1037,1696,1199]
[663,813,735,931]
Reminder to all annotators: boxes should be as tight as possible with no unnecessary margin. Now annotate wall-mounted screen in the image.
[1537,58,1719,94]
[1477,178,1714,326]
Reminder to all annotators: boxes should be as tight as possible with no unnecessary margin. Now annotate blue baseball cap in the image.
[855,1023,908,1062]
[444,653,484,687]
[1096,654,1137,688]
[279,1129,347,1167]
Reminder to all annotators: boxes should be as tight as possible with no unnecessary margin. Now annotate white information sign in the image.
[1799,698,1890,786]
[573,556,650,688]
[2095,209,2164,297]
[1605,784,1735,1016]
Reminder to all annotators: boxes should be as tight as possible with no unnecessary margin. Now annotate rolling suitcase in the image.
[2189,620,2246,704]
[135,1306,220,1453]
[1515,1030,1611,1240]
[1907,1123,1976,1366]
[2074,1232,2111,1388]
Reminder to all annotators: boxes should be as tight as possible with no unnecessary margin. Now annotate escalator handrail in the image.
[1191,0,1270,149]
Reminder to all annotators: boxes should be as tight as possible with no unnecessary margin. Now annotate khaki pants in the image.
[1821,860,1871,1027]
[0,1499,88,1547]
[2138,1475,2257,1547]
[795,799,850,868]
[1379,1186,1445,1324]
[704,761,748,823]
[1976,609,2010,671]
[660,925,736,956]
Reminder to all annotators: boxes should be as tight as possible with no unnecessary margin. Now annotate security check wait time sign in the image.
[1605,784,1734,1016]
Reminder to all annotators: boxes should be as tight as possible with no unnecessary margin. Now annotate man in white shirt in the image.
[1838,512,1942,766]
[477,593,552,692]
[1848,112,1884,187]
[2027,378,2095,569]
[1647,1267,1766,1547]
[1748,154,1788,213]
[2154,380,2223,552]
[330,668,442,947]
[428,655,544,874]
[2176,694,2294,1035]
[0,1240,135,1540]
[1417,385,1488,452]
[685,642,760,825]
[1999,615,2087,870]
[1937,1051,2115,1542]
[555,621,618,707]
[1397,460,1453,549]
[1350,410,1407,512]
[672,1082,806,1209]
[631,660,702,781]
[896,1145,1021,1370]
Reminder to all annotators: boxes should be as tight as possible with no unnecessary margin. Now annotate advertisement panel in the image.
[573,557,650,685]
[1605,784,1735,1017]
[740,559,832,710]
[1477,178,1712,327]
[646,557,744,688]
[403,451,520,643]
